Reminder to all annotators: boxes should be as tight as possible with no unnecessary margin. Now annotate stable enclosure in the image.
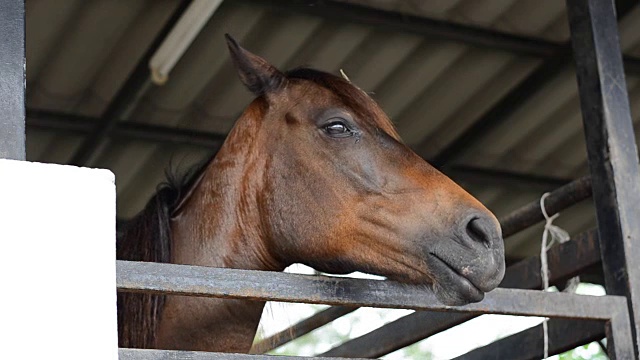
[3,0,640,359]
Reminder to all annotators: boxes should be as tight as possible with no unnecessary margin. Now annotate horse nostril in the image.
[465,215,497,249]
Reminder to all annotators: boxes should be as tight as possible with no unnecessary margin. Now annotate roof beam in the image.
[26,109,567,191]
[26,109,226,149]
[446,164,571,192]
[242,0,562,58]
[423,0,639,167]
[450,319,604,360]
[244,0,640,75]
[66,0,194,166]
[63,0,640,168]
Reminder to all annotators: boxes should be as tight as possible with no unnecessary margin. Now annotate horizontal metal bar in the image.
[500,228,600,289]
[26,108,571,191]
[417,0,639,168]
[428,54,570,167]
[452,308,635,360]
[68,1,194,166]
[116,260,624,320]
[446,165,570,192]
[500,175,592,238]
[450,319,604,360]
[320,229,601,357]
[242,0,563,58]
[320,311,471,357]
[240,0,640,77]
[26,109,226,149]
[251,305,357,353]
[119,348,363,359]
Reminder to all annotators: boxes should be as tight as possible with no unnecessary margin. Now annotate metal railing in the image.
[116,257,634,359]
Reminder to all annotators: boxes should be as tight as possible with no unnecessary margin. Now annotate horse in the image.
[116,34,506,353]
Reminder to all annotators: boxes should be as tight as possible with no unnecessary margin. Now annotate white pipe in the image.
[149,0,224,85]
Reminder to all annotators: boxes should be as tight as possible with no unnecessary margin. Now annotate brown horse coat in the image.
[117,35,505,353]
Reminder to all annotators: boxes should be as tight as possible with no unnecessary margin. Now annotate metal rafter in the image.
[451,319,604,360]
[26,109,226,149]
[63,0,640,169]
[66,0,194,166]
[243,0,640,74]
[422,0,639,167]
[26,108,568,191]
[242,0,563,58]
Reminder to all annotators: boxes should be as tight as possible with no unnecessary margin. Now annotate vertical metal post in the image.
[0,0,26,160]
[567,0,640,357]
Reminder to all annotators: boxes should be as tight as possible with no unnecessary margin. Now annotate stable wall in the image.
[0,159,117,360]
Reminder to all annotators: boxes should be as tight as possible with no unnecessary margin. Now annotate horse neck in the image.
[170,104,281,272]
[156,103,284,352]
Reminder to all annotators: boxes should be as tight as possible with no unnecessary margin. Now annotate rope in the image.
[539,193,579,358]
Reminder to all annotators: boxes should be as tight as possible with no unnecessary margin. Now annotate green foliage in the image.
[558,342,608,360]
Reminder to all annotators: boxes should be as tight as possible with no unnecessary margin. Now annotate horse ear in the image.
[225,34,286,96]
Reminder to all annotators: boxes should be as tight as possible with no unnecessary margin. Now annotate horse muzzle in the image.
[426,212,505,306]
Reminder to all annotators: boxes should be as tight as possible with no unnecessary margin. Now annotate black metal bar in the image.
[445,165,571,193]
[243,0,640,74]
[567,0,640,357]
[116,260,626,319]
[26,109,226,149]
[242,0,563,58]
[67,0,193,166]
[599,339,609,354]
[251,306,357,353]
[320,311,471,358]
[0,0,25,160]
[451,319,605,360]
[121,255,629,359]
[27,108,571,191]
[609,307,637,360]
[424,0,638,167]
[119,348,365,360]
[500,229,600,289]
[427,53,571,167]
[321,229,602,358]
[500,175,592,238]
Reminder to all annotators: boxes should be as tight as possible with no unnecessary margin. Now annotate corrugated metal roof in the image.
[24,0,640,260]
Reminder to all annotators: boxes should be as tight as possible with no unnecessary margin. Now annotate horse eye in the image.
[324,121,351,137]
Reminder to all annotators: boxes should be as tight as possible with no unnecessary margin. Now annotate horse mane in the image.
[116,154,215,348]
[116,67,394,349]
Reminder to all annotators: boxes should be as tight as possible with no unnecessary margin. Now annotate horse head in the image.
[224,35,505,306]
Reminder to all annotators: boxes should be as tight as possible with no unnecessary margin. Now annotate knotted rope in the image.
[539,193,580,358]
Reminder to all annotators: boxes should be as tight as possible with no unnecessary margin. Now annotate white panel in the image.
[0,160,117,360]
